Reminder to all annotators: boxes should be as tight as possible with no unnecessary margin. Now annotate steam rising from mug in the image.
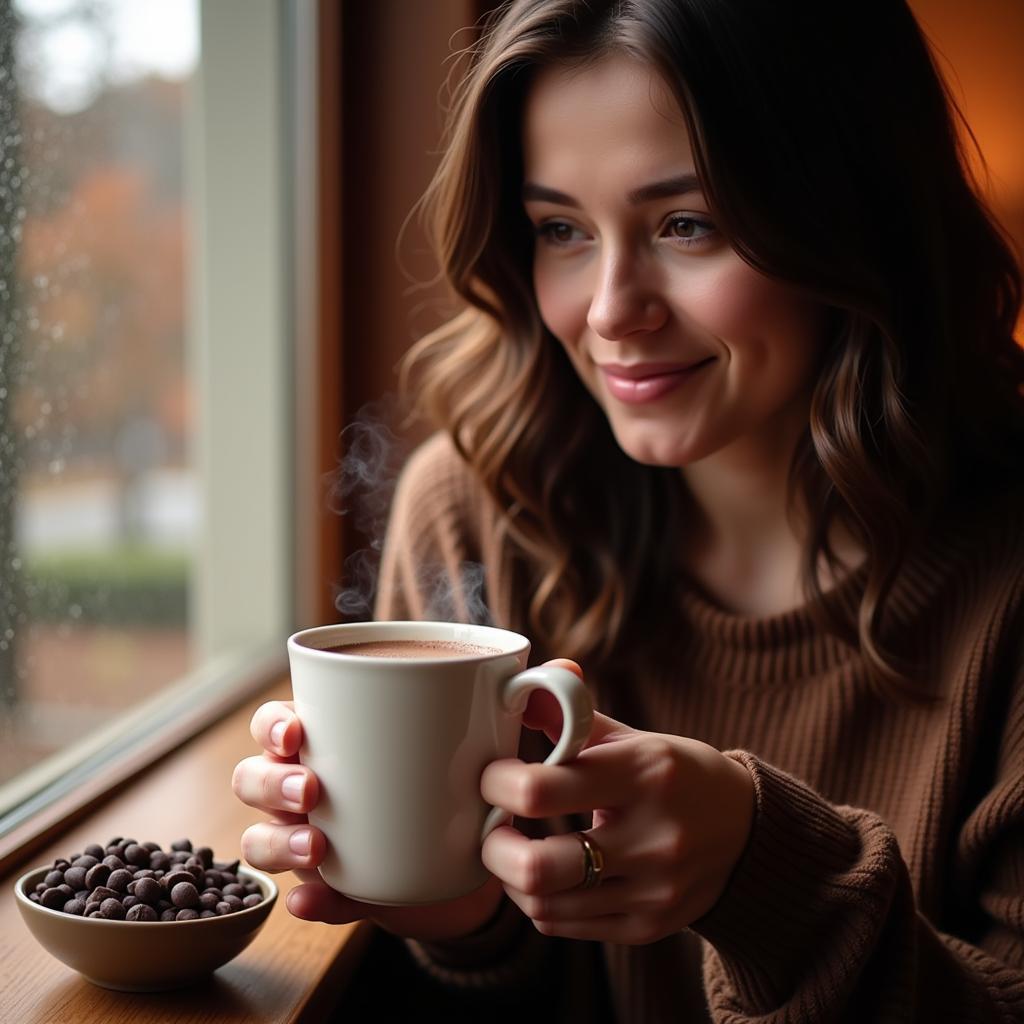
[325,401,492,624]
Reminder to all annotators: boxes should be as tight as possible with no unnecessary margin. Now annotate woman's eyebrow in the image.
[522,173,702,207]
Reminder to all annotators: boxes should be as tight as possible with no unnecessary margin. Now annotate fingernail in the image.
[281,773,305,804]
[289,828,312,856]
[270,720,288,749]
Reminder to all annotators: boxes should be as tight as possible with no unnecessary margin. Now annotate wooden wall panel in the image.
[321,1,479,622]
[909,0,1024,336]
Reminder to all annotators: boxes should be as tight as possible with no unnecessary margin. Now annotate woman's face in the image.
[522,55,827,469]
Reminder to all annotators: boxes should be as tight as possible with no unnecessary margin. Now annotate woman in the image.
[232,1,1024,1019]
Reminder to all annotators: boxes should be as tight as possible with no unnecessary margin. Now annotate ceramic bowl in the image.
[14,863,277,991]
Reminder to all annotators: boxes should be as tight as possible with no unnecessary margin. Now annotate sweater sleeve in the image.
[689,493,1024,1022]
[693,700,1024,1022]
[372,433,567,994]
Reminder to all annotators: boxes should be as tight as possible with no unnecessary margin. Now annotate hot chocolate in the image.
[322,639,501,659]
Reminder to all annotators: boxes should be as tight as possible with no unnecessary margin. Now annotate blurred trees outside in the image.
[0,0,194,793]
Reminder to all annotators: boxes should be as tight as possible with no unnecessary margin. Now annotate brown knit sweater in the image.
[373,432,1024,1023]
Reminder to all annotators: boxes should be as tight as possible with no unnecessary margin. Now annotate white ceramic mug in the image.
[286,621,594,906]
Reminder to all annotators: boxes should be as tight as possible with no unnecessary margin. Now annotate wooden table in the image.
[0,678,372,1023]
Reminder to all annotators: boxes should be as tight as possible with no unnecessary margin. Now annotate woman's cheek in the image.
[680,260,825,376]
[534,264,591,366]
[534,265,571,337]
[678,260,782,337]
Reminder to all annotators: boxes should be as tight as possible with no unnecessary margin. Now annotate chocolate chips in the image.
[27,838,264,922]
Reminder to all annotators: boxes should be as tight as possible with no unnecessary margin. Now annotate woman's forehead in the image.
[521,55,695,191]
[524,55,685,134]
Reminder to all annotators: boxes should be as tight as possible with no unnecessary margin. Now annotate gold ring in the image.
[574,831,605,890]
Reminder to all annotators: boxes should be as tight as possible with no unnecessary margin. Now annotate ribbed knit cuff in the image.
[691,751,901,1016]
[405,892,553,991]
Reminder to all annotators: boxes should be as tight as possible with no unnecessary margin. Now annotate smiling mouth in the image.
[598,358,715,404]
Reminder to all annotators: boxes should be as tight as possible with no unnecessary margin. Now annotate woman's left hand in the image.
[480,659,755,946]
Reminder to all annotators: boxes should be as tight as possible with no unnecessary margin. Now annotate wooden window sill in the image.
[0,676,372,1023]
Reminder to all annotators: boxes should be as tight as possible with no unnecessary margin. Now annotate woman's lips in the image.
[598,359,714,404]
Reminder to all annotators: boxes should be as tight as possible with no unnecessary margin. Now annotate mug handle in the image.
[480,665,594,840]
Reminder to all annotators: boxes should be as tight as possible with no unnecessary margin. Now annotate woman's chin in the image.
[612,427,707,469]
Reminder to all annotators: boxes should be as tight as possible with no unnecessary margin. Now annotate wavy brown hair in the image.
[400,0,1024,695]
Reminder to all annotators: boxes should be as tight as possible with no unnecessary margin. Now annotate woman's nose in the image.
[586,251,668,340]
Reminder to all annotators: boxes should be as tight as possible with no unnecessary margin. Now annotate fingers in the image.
[232,756,319,814]
[503,878,629,921]
[483,826,665,944]
[482,824,615,897]
[484,826,635,923]
[285,879,380,925]
[529,913,637,943]
[250,700,301,758]
[481,740,635,819]
[544,658,583,679]
[241,831,374,929]
[240,820,326,873]
[284,875,504,940]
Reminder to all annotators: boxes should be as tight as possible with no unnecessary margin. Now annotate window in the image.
[0,0,292,837]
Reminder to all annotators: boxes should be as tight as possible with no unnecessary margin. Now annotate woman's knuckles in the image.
[640,736,684,796]
[511,765,557,816]
[230,760,246,799]
[260,767,286,808]
[518,892,555,920]
[230,757,271,807]
[230,757,277,809]
[242,821,305,868]
[511,843,553,893]
[239,823,268,866]
[652,878,687,912]
[655,824,690,867]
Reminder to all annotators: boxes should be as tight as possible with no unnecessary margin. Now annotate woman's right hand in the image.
[230,699,506,943]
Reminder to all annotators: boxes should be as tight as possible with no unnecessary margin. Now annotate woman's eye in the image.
[535,215,715,249]
[663,215,715,246]
[536,221,583,246]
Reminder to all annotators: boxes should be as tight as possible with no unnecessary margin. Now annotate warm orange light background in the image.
[910,0,1024,341]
